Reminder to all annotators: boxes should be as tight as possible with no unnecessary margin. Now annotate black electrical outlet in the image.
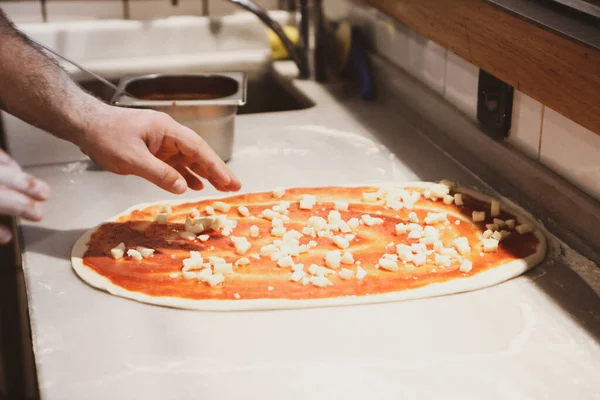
[477,70,514,140]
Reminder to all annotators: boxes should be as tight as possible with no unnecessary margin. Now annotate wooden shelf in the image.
[365,0,600,136]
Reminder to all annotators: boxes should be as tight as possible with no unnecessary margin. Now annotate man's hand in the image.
[0,149,51,244]
[77,105,241,194]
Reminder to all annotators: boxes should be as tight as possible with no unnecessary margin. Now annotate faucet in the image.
[172,0,324,80]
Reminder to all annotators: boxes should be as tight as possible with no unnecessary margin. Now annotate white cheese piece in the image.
[378,257,399,271]
[341,251,354,264]
[301,277,310,285]
[422,226,439,239]
[159,204,172,214]
[298,194,317,210]
[407,230,421,239]
[189,250,202,260]
[402,191,421,209]
[308,264,320,276]
[310,276,333,288]
[334,201,349,211]
[196,269,211,282]
[386,199,403,211]
[270,251,285,261]
[472,211,486,222]
[482,229,494,239]
[325,223,340,232]
[272,204,288,213]
[191,208,201,218]
[440,179,457,189]
[292,263,305,272]
[290,270,306,282]
[486,223,499,231]
[455,220,461,225]
[483,238,500,252]
[490,200,501,217]
[208,256,226,265]
[234,293,241,299]
[336,220,352,233]
[268,286,274,291]
[317,229,332,238]
[424,212,447,225]
[277,256,294,268]
[180,231,197,241]
[356,266,367,279]
[325,250,342,269]
[327,210,342,224]
[412,253,426,266]
[169,272,180,278]
[382,253,398,261]
[261,209,279,221]
[361,214,384,226]
[500,230,511,240]
[433,241,444,251]
[431,183,450,198]
[408,212,419,223]
[396,244,414,262]
[213,201,231,212]
[516,224,533,234]
[205,206,215,216]
[213,263,234,275]
[250,253,261,260]
[302,227,316,237]
[231,236,251,255]
[395,223,407,235]
[273,188,285,198]
[459,259,473,273]
[454,193,464,206]
[434,254,451,267]
[307,216,327,231]
[493,218,506,228]
[249,225,259,238]
[308,240,318,248]
[182,270,200,280]
[339,268,354,280]
[198,234,210,242]
[272,218,284,228]
[134,246,154,258]
[333,236,350,249]
[452,237,471,255]
[206,273,225,287]
[440,247,458,257]
[443,195,454,205]
[155,213,168,225]
[235,258,250,267]
[505,219,516,229]
[127,249,143,261]
[238,206,250,217]
[362,192,378,203]
[110,242,126,260]
[347,218,360,230]
[411,243,427,253]
[221,228,233,237]
[491,231,503,241]
[271,227,287,237]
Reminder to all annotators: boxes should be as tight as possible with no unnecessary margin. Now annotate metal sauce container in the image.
[111,73,247,162]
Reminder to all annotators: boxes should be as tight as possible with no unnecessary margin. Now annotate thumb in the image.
[128,150,187,194]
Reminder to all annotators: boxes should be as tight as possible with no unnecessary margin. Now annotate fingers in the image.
[0,187,45,221]
[174,164,204,191]
[128,147,188,194]
[0,225,12,245]
[164,119,241,192]
[0,167,51,201]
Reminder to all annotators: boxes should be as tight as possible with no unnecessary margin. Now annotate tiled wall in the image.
[347,1,600,202]
[0,0,278,22]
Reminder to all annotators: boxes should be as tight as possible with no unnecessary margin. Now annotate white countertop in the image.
[20,79,600,399]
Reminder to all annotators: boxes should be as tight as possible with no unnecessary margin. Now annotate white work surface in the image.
[20,81,600,399]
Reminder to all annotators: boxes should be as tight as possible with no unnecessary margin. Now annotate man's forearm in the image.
[0,11,109,148]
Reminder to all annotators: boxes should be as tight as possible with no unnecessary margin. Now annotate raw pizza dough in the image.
[71,182,547,311]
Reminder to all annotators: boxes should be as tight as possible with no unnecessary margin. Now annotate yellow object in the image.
[268,26,300,60]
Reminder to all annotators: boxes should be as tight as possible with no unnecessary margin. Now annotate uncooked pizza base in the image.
[71,182,547,311]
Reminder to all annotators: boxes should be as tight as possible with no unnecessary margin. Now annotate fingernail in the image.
[173,178,187,194]
[35,181,51,199]
[0,226,12,244]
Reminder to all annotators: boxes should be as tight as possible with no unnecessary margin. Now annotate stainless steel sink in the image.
[78,67,315,115]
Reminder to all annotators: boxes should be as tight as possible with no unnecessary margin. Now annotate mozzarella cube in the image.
[169,272,180,278]
[261,209,279,220]
[516,224,533,234]
[491,231,503,241]
[434,254,451,267]
[454,193,464,206]
[493,218,506,228]
[483,238,500,252]
[412,253,426,266]
[198,234,210,242]
[333,236,350,249]
[325,250,342,269]
[440,247,458,257]
[302,227,316,237]
[290,270,306,282]
[206,273,225,287]
[396,244,413,262]
[249,225,259,238]
[339,268,354,280]
[205,206,215,215]
[277,256,294,268]
[482,230,494,239]
[191,208,201,218]
[411,243,427,253]
[235,258,250,267]
[307,216,327,231]
[271,227,287,237]
[127,249,143,261]
[270,251,285,261]
[155,213,168,225]
[440,179,457,189]
[159,205,172,214]
[407,230,421,239]
[452,237,471,255]
[136,246,155,258]
[408,212,419,223]
[395,223,407,235]
[443,195,454,205]
[336,220,352,233]
[292,263,305,271]
[347,218,360,230]
[213,201,231,212]
[272,218,284,228]
[490,200,500,217]
[234,293,241,299]
[472,211,486,222]
[334,201,349,211]
[422,226,439,239]
[208,256,226,265]
[486,223,499,231]
[341,251,354,265]
[180,231,196,241]
[310,276,333,288]
[379,257,398,271]
[231,236,251,255]
[505,219,516,229]
[424,212,447,225]
[238,206,250,217]
[362,192,378,203]
[356,266,367,279]
[431,183,450,198]
[110,247,125,260]
[273,188,285,198]
[299,194,317,209]
[213,263,233,275]
[459,259,473,273]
